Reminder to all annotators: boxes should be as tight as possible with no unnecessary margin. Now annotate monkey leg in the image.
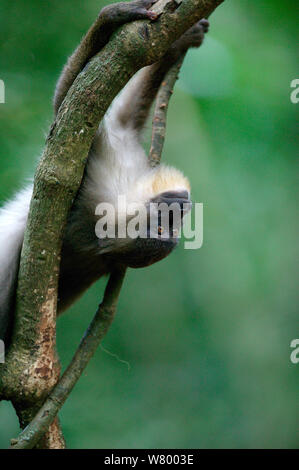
[114,18,210,131]
[54,0,159,114]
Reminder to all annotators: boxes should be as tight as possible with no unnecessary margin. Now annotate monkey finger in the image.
[134,8,159,20]
[198,18,209,33]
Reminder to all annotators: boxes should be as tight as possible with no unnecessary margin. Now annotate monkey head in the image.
[96,165,192,268]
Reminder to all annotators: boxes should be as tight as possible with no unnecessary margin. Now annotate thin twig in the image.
[149,53,186,167]
[11,267,126,449]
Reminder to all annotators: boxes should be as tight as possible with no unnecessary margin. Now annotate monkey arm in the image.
[53,0,158,115]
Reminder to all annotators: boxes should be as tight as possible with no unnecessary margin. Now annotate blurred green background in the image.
[0,0,298,449]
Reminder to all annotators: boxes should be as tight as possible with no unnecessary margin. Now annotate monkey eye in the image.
[158,225,164,235]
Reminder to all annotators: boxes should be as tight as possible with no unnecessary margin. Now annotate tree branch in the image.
[11,267,126,449]
[149,53,186,166]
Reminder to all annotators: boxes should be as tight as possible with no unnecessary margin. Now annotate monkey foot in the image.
[171,18,210,52]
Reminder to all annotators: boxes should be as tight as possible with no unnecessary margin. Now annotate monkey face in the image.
[104,190,192,269]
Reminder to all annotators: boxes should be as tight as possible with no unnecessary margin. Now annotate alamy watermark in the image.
[0,339,5,363]
[290,339,299,364]
[290,79,299,104]
[95,196,203,250]
[0,79,5,104]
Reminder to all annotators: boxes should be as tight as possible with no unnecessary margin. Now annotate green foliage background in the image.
[0,0,298,448]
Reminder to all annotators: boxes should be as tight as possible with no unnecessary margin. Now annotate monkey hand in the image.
[100,0,159,24]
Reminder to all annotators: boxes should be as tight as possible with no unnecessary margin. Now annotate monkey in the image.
[0,0,209,344]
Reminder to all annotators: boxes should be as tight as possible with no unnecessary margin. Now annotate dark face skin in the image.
[108,190,191,268]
